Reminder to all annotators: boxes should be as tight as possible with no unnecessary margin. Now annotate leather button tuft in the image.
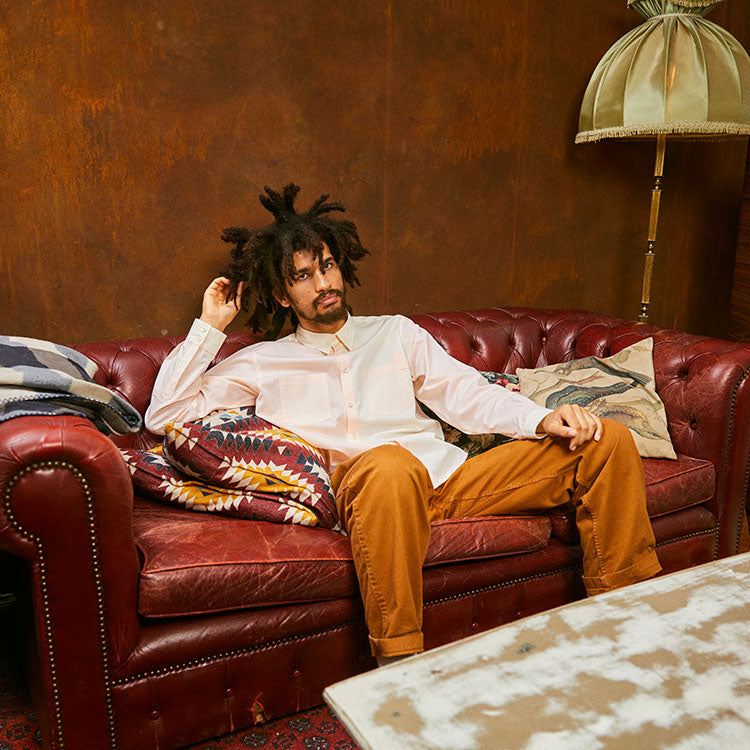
[293,668,302,678]
[225,688,234,698]
[690,419,698,429]
[471,622,479,632]
[150,710,160,720]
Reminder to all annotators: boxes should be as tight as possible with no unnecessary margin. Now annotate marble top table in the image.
[324,553,750,749]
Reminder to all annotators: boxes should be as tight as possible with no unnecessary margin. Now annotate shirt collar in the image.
[294,314,356,354]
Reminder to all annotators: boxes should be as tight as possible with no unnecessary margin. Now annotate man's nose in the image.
[313,269,331,290]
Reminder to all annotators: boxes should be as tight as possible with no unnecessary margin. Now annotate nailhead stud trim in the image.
[3,460,118,749]
[723,370,750,557]
[112,622,356,686]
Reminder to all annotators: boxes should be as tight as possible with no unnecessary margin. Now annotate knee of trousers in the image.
[597,418,636,452]
[334,444,432,523]
[581,418,640,467]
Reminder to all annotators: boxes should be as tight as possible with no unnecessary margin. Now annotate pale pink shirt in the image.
[145,315,551,487]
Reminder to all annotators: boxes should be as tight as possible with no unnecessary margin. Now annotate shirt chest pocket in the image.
[278,373,333,424]
[362,360,414,416]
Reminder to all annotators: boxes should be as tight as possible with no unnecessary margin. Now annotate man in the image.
[146,184,661,666]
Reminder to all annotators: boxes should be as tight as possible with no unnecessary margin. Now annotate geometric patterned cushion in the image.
[161,406,339,529]
[120,445,329,528]
[420,371,519,458]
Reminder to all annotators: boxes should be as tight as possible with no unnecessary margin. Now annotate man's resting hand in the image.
[537,404,603,450]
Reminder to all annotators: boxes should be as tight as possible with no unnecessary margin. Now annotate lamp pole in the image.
[640,133,667,323]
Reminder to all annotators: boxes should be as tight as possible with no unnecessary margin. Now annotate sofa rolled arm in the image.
[0,415,141,749]
[649,337,750,558]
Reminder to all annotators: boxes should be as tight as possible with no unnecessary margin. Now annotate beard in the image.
[297,288,349,327]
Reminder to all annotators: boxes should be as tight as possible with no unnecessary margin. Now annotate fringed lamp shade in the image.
[575,0,750,323]
[577,0,750,143]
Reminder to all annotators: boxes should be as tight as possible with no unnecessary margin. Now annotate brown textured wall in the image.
[1,0,748,344]
[728,140,750,341]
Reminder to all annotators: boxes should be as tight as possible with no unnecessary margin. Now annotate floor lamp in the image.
[576,0,750,323]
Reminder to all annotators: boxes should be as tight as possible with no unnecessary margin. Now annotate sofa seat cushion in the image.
[643,455,715,518]
[133,499,551,618]
[549,453,715,542]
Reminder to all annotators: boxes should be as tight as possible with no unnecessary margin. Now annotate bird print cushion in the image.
[516,338,676,459]
[161,406,340,528]
[120,444,325,528]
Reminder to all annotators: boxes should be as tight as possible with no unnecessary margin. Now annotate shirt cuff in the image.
[186,318,227,357]
[522,407,554,439]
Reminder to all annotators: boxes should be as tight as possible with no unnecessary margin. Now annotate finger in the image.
[555,405,585,449]
[577,411,597,444]
[206,278,228,298]
[592,414,603,441]
[544,415,576,440]
[568,407,599,449]
[580,409,601,442]
[557,405,583,439]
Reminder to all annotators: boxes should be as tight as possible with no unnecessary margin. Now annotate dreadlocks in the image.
[221,183,370,339]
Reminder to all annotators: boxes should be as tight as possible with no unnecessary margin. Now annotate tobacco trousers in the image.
[331,419,661,658]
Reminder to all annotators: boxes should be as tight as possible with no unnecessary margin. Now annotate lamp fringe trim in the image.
[627,0,721,8]
[576,122,750,143]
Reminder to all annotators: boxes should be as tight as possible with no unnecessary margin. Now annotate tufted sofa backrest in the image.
[74,308,750,471]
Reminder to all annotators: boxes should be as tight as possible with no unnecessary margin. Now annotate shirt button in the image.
[343,365,350,373]
[347,401,354,408]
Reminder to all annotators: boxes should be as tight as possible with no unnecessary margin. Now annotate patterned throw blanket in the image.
[0,335,142,435]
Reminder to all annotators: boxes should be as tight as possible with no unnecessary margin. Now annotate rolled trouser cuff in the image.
[369,631,424,658]
[582,547,662,595]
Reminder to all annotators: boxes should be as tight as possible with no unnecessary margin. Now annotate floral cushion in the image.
[421,371,519,458]
[120,445,325,527]
[516,338,676,459]
[162,406,339,528]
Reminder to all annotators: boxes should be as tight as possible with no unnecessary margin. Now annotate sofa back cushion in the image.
[75,308,750,472]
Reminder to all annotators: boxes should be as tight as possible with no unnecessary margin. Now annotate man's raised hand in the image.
[537,404,603,451]
[199,277,244,332]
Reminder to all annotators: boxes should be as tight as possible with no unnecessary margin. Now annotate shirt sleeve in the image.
[398,316,551,439]
[144,319,259,434]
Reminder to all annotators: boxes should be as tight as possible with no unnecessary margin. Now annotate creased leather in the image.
[135,503,551,618]
[2,307,748,750]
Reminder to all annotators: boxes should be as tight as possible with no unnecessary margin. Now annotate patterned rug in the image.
[185,705,359,750]
[0,660,359,750]
[0,603,359,750]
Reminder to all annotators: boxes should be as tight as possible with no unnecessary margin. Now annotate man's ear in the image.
[272,289,291,308]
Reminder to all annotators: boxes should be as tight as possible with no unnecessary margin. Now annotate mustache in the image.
[315,289,343,305]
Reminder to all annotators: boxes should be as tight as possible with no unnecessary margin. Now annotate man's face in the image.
[276,245,348,333]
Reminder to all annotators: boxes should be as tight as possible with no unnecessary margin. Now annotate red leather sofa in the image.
[1,308,749,750]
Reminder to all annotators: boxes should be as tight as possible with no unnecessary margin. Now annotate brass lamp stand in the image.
[640,133,666,323]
